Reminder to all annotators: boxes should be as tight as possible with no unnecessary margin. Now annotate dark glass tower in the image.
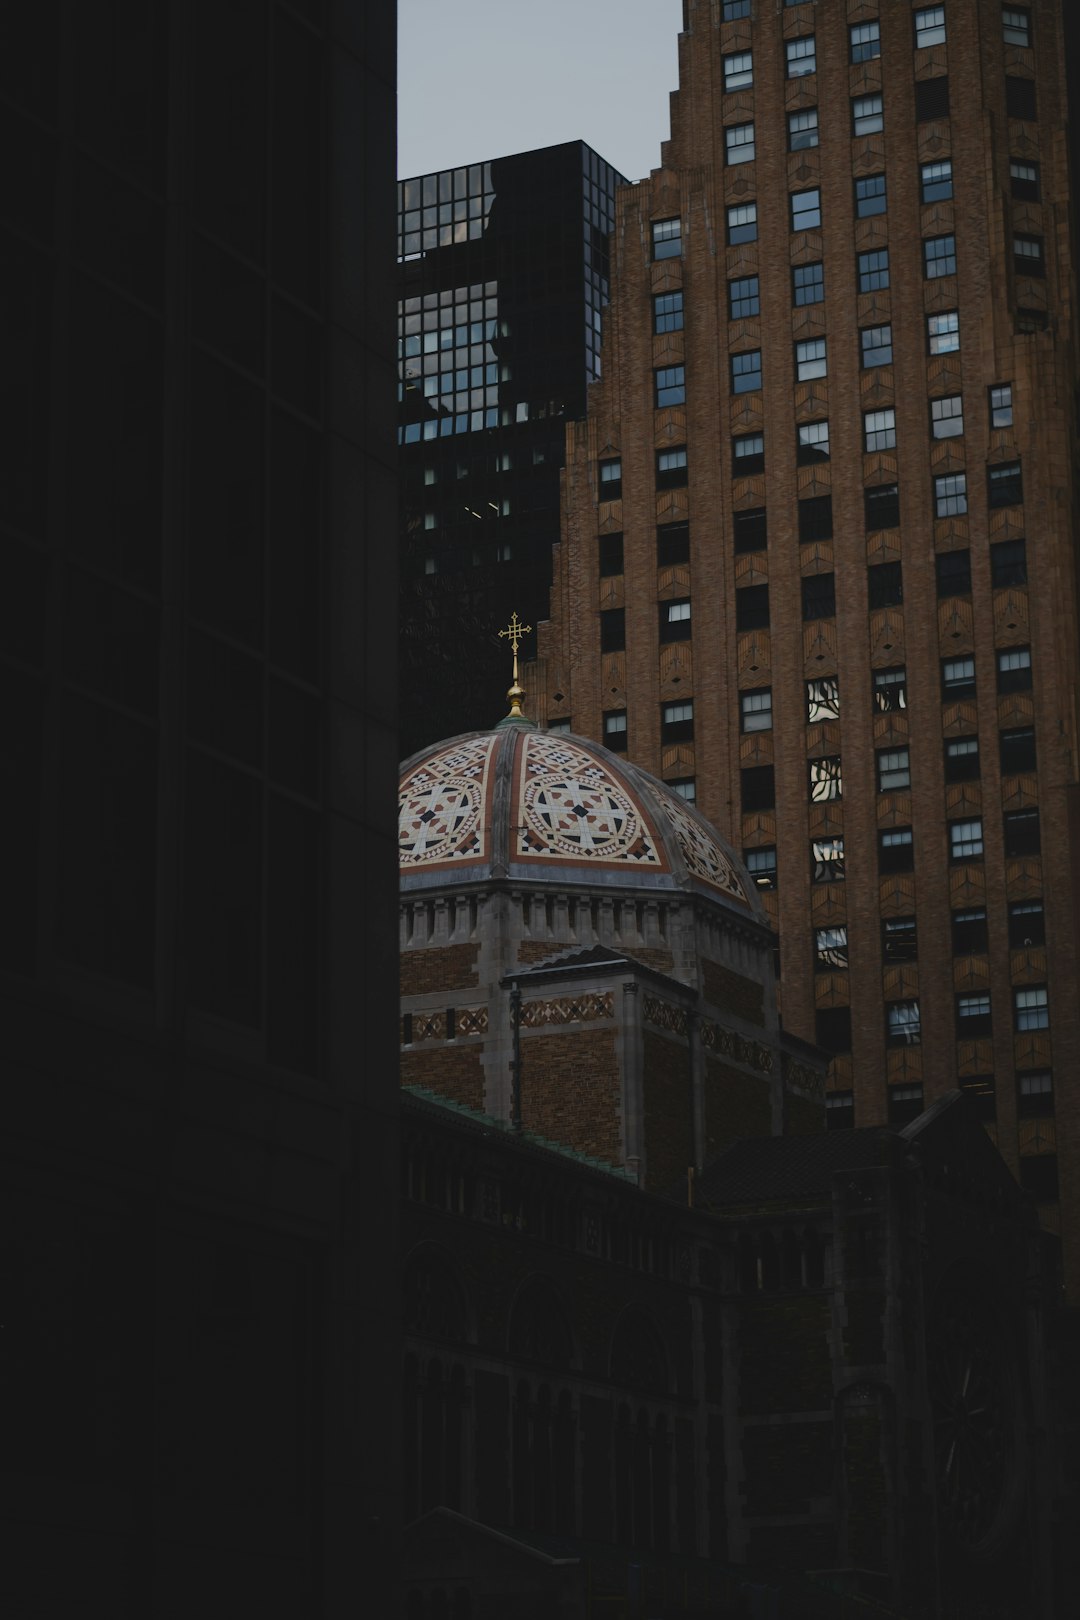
[397,140,626,754]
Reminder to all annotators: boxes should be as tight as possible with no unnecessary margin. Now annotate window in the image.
[915,77,950,120]
[723,50,753,91]
[877,747,911,791]
[655,365,686,407]
[797,421,830,464]
[656,447,688,489]
[727,202,758,244]
[791,189,821,231]
[927,311,960,354]
[789,109,819,151]
[817,1008,852,1054]
[989,383,1013,427]
[741,765,775,812]
[657,522,690,566]
[931,397,964,439]
[915,6,946,47]
[949,818,984,861]
[855,174,887,217]
[726,123,756,165]
[944,736,980,782]
[547,717,571,734]
[600,458,622,500]
[807,676,840,722]
[795,337,827,380]
[1014,986,1048,1031]
[952,907,988,955]
[603,710,627,751]
[745,846,777,890]
[815,926,848,970]
[942,655,976,697]
[802,573,835,620]
[799,495,833,542]
[988,461,1023,507]
[886,1002,922,1047]
[882,917,918,963]
[741,689,773,733]
[997,646,1032,692]
[864,408,896,451]
[1019,1156,1058,1204]
[671,777,696,802]
[1002,8,1031,47]
[879,827,914,873]
[808,756,842,802]
[865,484,900,529]
[921,159,953,202]
[1013,234,1044,276]
[850,21,881,63]
[858,249,890,292]
[852,94,884,136]
[889,1084,925,1125]
[1005,76,1037,120]
[734,508,767,552]
[731,350,762,395]
[736,584,770,630]
[957,992,992,1037]
[873,668,906,711]
[729,276,760,320]
[652,218,682,260]
[924,235,957,278]
[1009,899,1044,948]
[1009,159,1040,201]
[653,292,684,334]
[812,836,845,882]
[722,0,750,18]
[600,608,625,652]
[661,700,694,742]
[733,433,765,475]
[868,561,903,609]
[936,549,971,597]
[598,532,624,576]
[1004,807,1040,855]
[793,263,825,307]
[1017,1069,1053,1119]
[934,473,967,516]
[1000,726,1036,774]
[660,599,691,643]
[861,325,893,367]
[786,35,816,77]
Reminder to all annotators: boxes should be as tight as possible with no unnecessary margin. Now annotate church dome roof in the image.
[399,727,762,917]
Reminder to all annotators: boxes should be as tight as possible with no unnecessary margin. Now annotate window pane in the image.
[861,325,893,366]
[789,108,819,150]
[723,50,753,90]
[925,235,957,278]
[921,160,953,202]
[786,36,816,77]
[852,94,883,136]
[927,311,960,353]
[858,249,889,292]
[727,202,758,244]
[726,123,756,165]
[855,174,887,217]
[807,676,840,722]
[791,189,821,230]
[915,7,947,47]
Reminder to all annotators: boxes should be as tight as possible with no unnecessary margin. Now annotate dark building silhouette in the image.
[397,141,626,755]
[0,4,399,1612]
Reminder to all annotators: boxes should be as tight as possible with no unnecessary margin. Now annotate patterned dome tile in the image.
[399,735,496,868]
[647,784,751,905]
[514,734,665,867]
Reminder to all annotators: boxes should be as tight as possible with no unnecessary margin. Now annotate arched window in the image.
[404,1246,467,1342]
[508,1277,573,1370]
[610,1309,668,1396]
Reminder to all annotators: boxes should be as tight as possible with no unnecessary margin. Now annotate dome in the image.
[399,726,762,917]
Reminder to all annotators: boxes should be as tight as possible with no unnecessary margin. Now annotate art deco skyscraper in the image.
[532,0,1080,1297]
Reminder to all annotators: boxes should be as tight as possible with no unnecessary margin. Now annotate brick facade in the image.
[521,1027,622,1164]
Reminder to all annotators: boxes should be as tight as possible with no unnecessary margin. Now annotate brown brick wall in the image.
[704,1057,771,1159]
[703,959,765,1025]
[515,940,565,965]
[643,1029,692,1192]
[400,944,480,996]
[400,1045,485,1111]
[520,1027,621,1164]
[633,946,675,975]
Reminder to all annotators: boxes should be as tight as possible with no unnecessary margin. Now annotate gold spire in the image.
[498,611,532,720]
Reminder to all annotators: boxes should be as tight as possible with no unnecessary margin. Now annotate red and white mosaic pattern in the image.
[515,735,664,867]
[399,736,496,868]
[650,787,751,905]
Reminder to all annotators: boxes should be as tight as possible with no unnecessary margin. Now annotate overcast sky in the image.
[397,0,685,184]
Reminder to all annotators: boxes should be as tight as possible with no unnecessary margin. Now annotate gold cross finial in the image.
[498,611,532,719]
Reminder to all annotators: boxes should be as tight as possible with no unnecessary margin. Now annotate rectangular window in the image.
[799,495,833,542]
[726,123,756,165]
[736,584,770,630]
[1019,1156,1059,1203]
[953,907,988,955]
[921,159,953,202]
[855,174,887,217]
[931,396,965,439]
[740,688,773,733]
[734,508,767,552]
[850,20,881,63]
[657,522,690,566]
[603,710,627,751]
[815,925,848,970]
[915,76,950,120]
[795,337,827,381]
[868,561,903,609]
[723,50,754,91]
[656,447,688,489]
[598,532,624,576]
[789,108,819,151]
[1000,726,1037,774]
[873,667,907,711]
[1017,1069,1053,1118]
[599,457,622,500]
[1006,76,1037,120]
[959,1073,996,1123]
[991,537,1026,586]
[745,846,777,890]
[793,263,825,306]
[733,433,765,475]
[858,249,890,292]
[1009,899,1045,948]
[889,1082,925,1124]
[797,421,830,464]
[924,235,957,278]
[802,573,835,620]
[879,827,914,873]
[988,461,1023,507]
[816,1008,852,1055]
[950,818,984,861]
[600,608,625,653]
[741,765,775,812]
[652,218,682,260]
[861,324,893,367]
[886,1002,922,1047]
[671,777,696,802]
[722,0,750,18]
[915,6,947,47]
[786,35,816,77]
[653,291,684,334]
[1014,987,1048,1031]
[934,473,967,516]
[882,917,918,963]
[956,993,992,1037]
[877,747,911,791]
[865,484,900,530]
[731,350,762,394]
[942,655,976,697]
[1013,234,1044,276]
[729,276,760,319]
[727,202,758,244]
[1004,807,1040,855]
[808,755,842,802]
[661,700,694,741]
[944,736,980,782]
[864,408,896,451]
[1002,8,1031,47]
[852,94,884,136]
[659,599,692,643]
[989,383,1013,427]
[927,311,960,354]
[655,365,686,408]
[791,189,821,231]
[807,676,840,722]
[997,646,1032,692]
[1009,159,1040,200]
[812,836,845,882]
